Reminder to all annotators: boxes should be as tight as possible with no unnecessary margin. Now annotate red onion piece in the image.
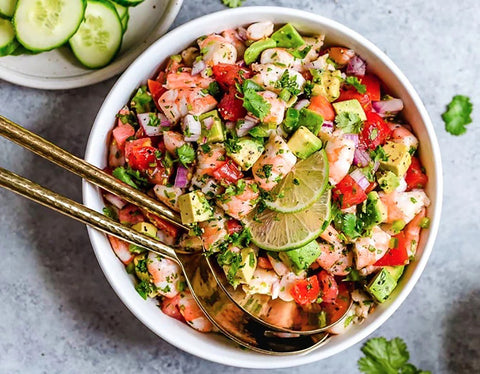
[353,148,371,167]
[182,114,201,142]
[347,55,366,77]
[294,99,310,110]
[202,116,214,131]
[344,133,359,145]
[191,60,206,75]
[322,121,334,128]
[350,169,370,190]
[158,113,171,127]
[225,121,236,131]
[174,165,189,188]
[236,118,257,137]
[372,98,404,116]
[104,193,127,209]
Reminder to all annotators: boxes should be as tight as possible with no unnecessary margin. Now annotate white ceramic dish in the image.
[83,7,443,369]
[0,0,182,90]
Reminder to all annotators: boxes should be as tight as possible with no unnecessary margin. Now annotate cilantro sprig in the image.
[242,89,271,120]
[345,76,367,94]
[442,95,473,136]
[358,337,431,374]
[335,112,363,134]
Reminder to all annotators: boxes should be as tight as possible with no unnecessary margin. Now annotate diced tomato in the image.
[360,74,381,101]
[308,95,335,121]
[127,146,157,171]
[336,87,372,111]
[125,138,152,160]
[359,111,392,150]
[118,204,144,225]
[374,231,409,266]
[112,122,135,150]
[332,175,368,209]
[146,165,170,185]
[321,282,351,324]
[405,157,428,191]
[257,256,273,270]
[148,78,167,109]
[212,159,243,183]
[107,235,134,265]
[326,47,355,66]
[365,181,377,194]
[161,295,184,322]
[212,63,252,90]
[218,88,247,121]
[145,213,179,240]
[290,276,320,305]
[317,270,339,304]
[226,219,243,235]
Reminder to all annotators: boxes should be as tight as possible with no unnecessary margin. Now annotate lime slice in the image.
[246,190,331,251]
[265,149,329,213]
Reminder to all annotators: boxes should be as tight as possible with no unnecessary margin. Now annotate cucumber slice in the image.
[0,18,18,56]
[69,0,123,69]
[0,0,17,18]
[110,0,143,8]
[14,0,86,52]
[109,0,127,19]
[121,10,129,32]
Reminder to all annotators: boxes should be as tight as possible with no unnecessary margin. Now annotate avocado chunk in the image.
[358,191,388,231]
[377,170,401,193]
[367,267,397,303]
[278,240,321,273]
[287,126,323,159]
[332,99,367,121]
[379,141,412,178]
[384,265,404,282]
[312,70,342,102]
[222,247,257,286]
[226,136,264,170]
[271,23,305,48]
[131,222,158,238]
[133,253,150,282]
[298,108,324,135]
[244,38,277,65]
[199,110,224,143]
[178,191,213,224]
[282,107,300,134]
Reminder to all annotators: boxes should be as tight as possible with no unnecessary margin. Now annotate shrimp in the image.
[256,91,287,125]
[199,208,228,250]
[267,254,290,277]
[153,185,183,212]
[260,48,296,68]
[221,29,246,57]
[316,225,353,276]
[161,294,184,321]
[328,289,373,335]
[277,272,304,302]
[242,268,280,296]
[163,131,185,155]
[165,70,213,90]
[263,299,299,329]
[252,134,297,191]
[388,123,418,152]
[353,226,391,270]
[301,35,325,63]
[158,88,217,124]
[246,21,274,41]
[251,63,306,93]
[147,252,184,298]
[178,291,214,332]
[195,144,226,177]
[198,34,237,66]
[379,189,430,224]
[325,130,356,185]
[404,207,426,257]
[107,235,134,265]
[217,179,259,220]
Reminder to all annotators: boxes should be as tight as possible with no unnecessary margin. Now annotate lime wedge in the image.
[246,190,331,251]
[265,149,329,213]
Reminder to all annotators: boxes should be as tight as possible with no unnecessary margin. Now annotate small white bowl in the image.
[83,7,443,369]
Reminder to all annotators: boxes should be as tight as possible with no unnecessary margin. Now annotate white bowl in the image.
[83,6,443,369]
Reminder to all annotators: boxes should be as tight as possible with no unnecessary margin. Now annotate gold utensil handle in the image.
[0,116,187,230]
[0,167,178,261]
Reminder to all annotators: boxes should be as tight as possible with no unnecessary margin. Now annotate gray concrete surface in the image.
[0,0,479,372]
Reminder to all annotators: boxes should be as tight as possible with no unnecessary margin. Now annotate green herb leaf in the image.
[358,337,431,374]
[242,89,271,120]
[335,111,363,134]
[221,0,244,8]
[176,144,196,167]
[112,166,149,189]
[102,206,118,220]
[131,86,153,113]
[442,95,473,136]
[207,81,221,98]
[345,76,367,94]
[275,70,301,96]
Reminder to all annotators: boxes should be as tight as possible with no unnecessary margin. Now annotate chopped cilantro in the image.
[131,86,153,113]
[112,166,149,189]
[275,70,301,96]
[242,89,271,120]
[147,113,160,127]
[207,81,221,98]
[224,131,242,153]
[303,80,314,99]
[442,95,473,136]
[262,164,273,179]
[345,76,367,94]
[335,112,363,134]
[176,144,195,167]
[135,280,155,300]
[129,244,146,254]
[102,206,118,220]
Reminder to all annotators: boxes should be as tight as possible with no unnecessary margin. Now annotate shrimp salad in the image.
[103,22,430,335]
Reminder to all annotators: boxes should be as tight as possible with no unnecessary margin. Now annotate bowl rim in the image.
[0,0,183,90]
[82,6,443,368]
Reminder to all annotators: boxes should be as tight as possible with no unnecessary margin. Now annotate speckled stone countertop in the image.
[0,0,479,373]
